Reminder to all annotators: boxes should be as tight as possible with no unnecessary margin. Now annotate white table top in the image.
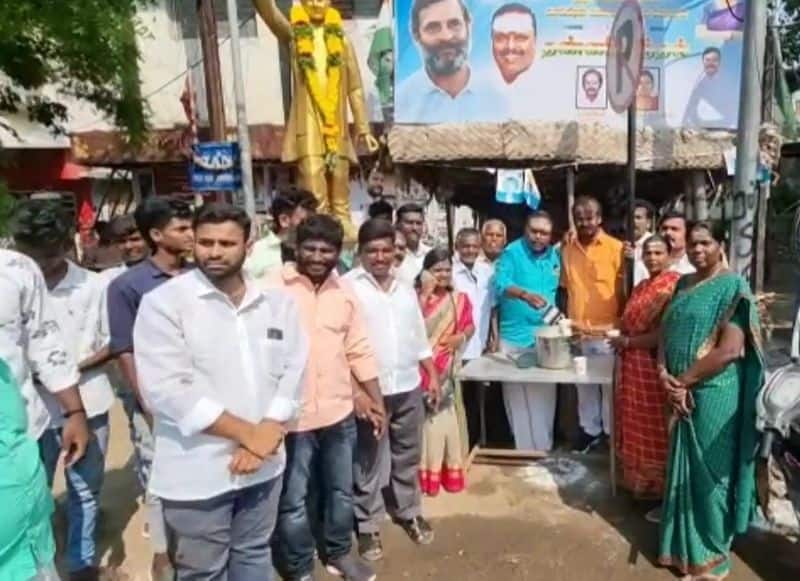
[460,353,615,385]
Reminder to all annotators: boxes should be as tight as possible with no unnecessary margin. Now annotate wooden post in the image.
[691,171,708,221]
[198,0,227,142]
[197,0,228,202]
[566,165,576,230]
[445,200,454,252]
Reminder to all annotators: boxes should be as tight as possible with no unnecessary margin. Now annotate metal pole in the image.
[730,0,767,285]
[755,8,779,295]
[626,102,637,293]
[225,0,256,218]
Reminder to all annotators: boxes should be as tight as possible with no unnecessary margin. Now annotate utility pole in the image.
[730,0,767,286]
[225,0,256,218]
[198,0,227,143]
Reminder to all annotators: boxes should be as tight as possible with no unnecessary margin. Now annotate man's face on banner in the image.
[416,0,471,78]
[582,71,602,101]
[703,50,721,77]
[491,11,535,84]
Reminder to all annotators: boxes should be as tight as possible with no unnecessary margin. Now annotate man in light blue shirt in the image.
[396,0,505,123]
[493,211,561,451]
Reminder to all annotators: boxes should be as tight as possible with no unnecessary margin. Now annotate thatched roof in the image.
[388,121,736,171]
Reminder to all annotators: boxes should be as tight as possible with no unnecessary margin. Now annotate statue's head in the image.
[301,0,330,23]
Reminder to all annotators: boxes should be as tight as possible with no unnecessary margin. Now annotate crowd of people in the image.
[0,189,764,581]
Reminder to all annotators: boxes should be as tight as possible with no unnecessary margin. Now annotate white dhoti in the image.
[501,341,557,452]
[577,339,612,437]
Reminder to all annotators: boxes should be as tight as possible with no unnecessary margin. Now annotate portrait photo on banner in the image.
[393,0,745,129]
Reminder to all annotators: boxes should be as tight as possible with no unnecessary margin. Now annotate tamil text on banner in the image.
[394,0,745,129]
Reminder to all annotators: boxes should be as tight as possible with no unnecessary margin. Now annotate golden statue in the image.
[253,0,379,240]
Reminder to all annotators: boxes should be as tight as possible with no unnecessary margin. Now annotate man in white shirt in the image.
[453,228,495,360]
[659,211,696,276]
[630,199,656,285]
[478,219,507,265]
[134,203,308,580]
[0,245,89,448]
[682,47,737,129]
[344,219,440,562]
[395,203,432,285]
[13,200,110,578]
[451,227,499,449]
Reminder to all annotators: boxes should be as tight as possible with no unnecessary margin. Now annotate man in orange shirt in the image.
[560,196,624,453]
[268,215,384,581]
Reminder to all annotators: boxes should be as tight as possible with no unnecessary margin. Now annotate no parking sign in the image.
[606,0,645,114]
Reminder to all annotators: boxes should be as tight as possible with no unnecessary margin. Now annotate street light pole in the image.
[730,0,767,285]
[225,0,256,218]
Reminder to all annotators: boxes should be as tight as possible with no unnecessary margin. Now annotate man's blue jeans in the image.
[39,413,109,572]
[273,415,357,579]
[119,390,167,554]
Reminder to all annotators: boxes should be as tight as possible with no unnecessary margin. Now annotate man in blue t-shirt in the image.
[493,211,561,452]
[106,197,193,581]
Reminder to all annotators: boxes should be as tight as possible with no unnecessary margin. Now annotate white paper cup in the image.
[573,356,588,376]
[558,319,572,337]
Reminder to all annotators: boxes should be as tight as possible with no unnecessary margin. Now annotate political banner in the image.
[344,0,395,123]
[394,0,746,129]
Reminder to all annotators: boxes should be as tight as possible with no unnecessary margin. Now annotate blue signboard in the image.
[190,141,242,192]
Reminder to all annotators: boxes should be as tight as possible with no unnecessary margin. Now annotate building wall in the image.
[71,0,287,133]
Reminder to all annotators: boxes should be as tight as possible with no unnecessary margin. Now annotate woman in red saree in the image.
[610,235,681,502]
[417,248,475,496]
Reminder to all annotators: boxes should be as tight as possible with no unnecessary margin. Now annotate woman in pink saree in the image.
[417,248,475,496]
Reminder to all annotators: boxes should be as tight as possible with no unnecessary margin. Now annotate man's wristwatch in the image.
[63,408,87,419]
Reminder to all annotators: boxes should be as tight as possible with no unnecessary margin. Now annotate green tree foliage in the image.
[0,0,152,142]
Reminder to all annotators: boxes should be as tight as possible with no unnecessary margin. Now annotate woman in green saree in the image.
[0,357,58,580]
[657,222,764,580]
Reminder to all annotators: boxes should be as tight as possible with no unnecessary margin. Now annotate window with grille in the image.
[170,0,258,39]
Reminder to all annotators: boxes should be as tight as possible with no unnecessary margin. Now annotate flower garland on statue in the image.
[290,4,344,171]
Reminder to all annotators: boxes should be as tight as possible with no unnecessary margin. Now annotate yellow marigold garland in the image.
[290,4,343,170]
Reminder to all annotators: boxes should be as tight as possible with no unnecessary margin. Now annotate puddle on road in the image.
[516,457,589,491]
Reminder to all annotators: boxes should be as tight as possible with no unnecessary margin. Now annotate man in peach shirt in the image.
[267,214,384,581]
[560,196,624,454]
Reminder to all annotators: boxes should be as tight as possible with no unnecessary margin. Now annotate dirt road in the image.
[50,405,799,580]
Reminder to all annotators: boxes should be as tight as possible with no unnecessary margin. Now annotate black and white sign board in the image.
[606,0,645,114]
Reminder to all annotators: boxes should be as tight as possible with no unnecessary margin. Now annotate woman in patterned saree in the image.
[417,248,475,496]
[657,222,764,580]
[610,235,681,505]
